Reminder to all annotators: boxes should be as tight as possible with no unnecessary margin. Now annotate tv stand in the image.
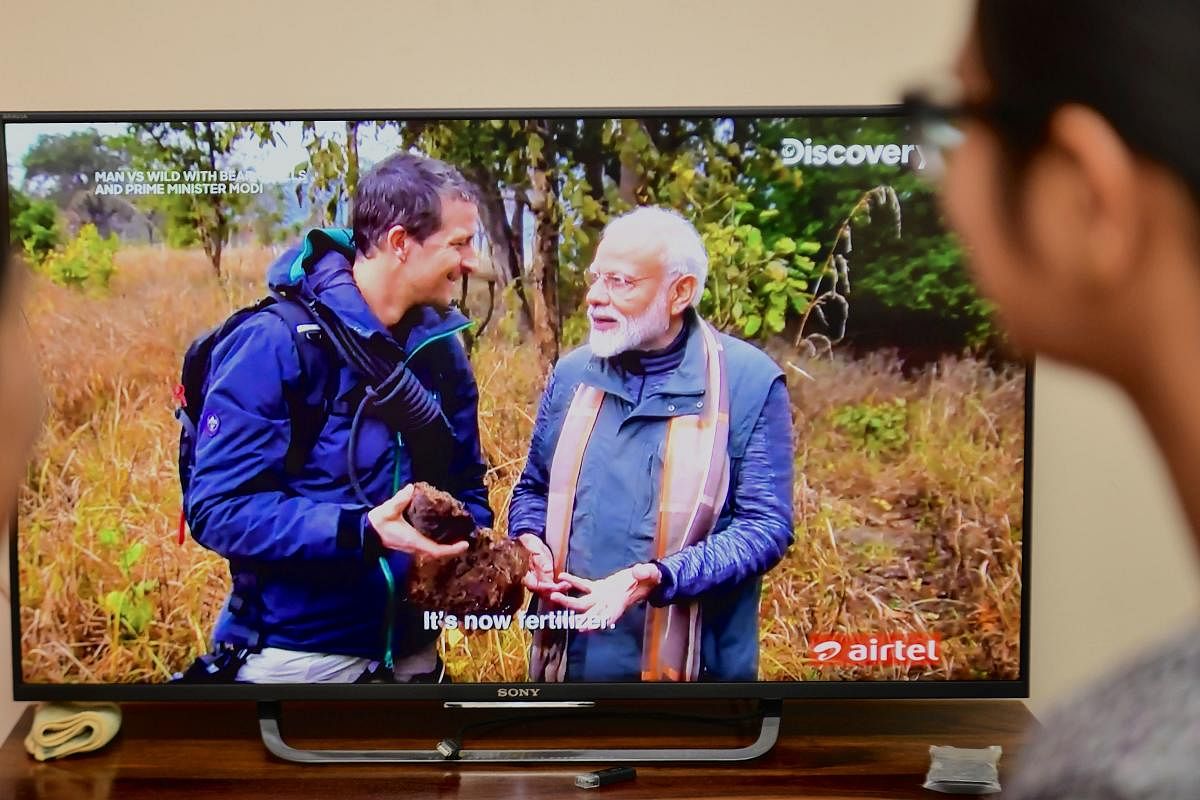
[257,698,783,763]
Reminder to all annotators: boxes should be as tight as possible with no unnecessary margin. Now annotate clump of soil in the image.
[404,483,529,617]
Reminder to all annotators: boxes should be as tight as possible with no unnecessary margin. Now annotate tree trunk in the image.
[507,195,537,332]
[618,120,646,206]
[212,239,223,279]
[345,121,360,204]
[466,168,536,334]
[201,123,226,280]
[527,127,561,372]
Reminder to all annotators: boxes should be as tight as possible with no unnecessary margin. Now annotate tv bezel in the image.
[3,107,1033,703]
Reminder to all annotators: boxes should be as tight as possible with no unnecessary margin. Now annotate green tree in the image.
[392,117,826,369]
[21,129,129,236]
[745,117,992,346]
[40,223,119,290]
[118,122,272,278]
[390,119,553,367]
[8,185,61,262]
[293,120,361,226]
[268,115,986,366]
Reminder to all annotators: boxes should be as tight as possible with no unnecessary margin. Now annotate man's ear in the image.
[1042,104,1141,292]
[670,274,699,316]
[385,225,410,262]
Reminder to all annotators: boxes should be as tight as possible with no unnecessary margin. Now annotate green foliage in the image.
[21,129,129,236]
[97,526,156,638]
[8,186,61,262]
[560,308,590,350]
[22,129,121,203]
[163,115,994,354]
[253,184,294,246]
[495,285,526,346]
[116,122,261,275]
[830,397,910,457]
[40,224,118,290]
[296,120,355,225]
[701,218,818,337]
[346,116,990,354]
[747,117,996,345]
[161,199,202,248]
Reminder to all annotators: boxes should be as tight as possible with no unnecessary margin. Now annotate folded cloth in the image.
[23,702,122,761]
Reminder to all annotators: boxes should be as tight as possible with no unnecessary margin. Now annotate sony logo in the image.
[496,687,541,698]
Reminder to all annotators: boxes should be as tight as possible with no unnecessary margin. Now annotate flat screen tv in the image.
[3,109,1030,762]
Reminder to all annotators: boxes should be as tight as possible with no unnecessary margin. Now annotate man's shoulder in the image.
[209,304,303,384]
[714,330,784,380]
[552,344,596,384]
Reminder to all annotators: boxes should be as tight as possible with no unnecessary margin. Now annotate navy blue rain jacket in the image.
[185,229,492,661]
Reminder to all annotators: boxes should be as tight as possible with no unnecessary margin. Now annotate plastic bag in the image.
[923,745,1002,795]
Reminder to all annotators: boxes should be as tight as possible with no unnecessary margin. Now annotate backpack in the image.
[173,294,336,545]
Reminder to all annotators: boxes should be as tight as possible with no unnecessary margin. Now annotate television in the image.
[3,109,1030,762]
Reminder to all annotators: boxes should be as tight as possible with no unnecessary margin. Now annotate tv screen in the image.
[4,111,1029,700]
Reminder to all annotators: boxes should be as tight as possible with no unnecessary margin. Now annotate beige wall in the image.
[1,0,1197,736]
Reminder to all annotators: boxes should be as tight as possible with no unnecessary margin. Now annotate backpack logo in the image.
[204,413,221,437]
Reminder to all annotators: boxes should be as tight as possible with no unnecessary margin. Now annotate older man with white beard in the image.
[508,206,794,683]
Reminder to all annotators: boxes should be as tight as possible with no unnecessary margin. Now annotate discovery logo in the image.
[807,633,941,666]
[781,137,926,169]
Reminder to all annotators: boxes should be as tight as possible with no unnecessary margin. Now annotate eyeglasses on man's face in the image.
[584,270,656,296]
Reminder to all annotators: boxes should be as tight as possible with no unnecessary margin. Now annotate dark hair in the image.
[976,0,1200,203]
[351,153,479,256]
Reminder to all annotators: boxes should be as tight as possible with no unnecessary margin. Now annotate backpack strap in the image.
[260,297,339,476]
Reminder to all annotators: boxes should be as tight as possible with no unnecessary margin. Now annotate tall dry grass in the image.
[19,248,267,682]
[762,347,1025,681]
[17,246,1024,684]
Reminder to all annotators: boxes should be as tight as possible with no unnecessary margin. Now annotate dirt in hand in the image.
[404,483,529,617]
[404,482,478,545]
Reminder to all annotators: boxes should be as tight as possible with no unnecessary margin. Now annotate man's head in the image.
[937,0,1200,379]
[351,153,481,325]
[586,206,707,358]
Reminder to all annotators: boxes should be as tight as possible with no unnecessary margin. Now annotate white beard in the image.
[588,285,674,358]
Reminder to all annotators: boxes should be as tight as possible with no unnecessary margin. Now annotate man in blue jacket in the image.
[185,153,492,683]
[509,206,794,683]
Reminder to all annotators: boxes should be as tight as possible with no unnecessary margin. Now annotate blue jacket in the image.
[186,229,492,661]
[508,312,794,681]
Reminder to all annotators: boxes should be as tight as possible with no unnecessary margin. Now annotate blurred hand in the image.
[549,563,663,630]
[367,484,470,559]
[517,533,570,596]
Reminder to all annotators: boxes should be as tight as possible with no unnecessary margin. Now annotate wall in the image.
[1,0,1197,738]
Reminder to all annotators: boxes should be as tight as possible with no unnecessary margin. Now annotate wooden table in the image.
[0,699,1035,798]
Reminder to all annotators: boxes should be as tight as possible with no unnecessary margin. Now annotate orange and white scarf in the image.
[529,320,730,682]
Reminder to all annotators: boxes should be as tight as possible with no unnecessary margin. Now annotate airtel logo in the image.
[807,633,941,666]
[812,641,843,662]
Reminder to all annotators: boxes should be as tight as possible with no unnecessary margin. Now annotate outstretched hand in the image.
[517,533,571,596]
[549,563,663,629]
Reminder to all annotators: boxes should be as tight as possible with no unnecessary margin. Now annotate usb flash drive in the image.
[574,766,637,789]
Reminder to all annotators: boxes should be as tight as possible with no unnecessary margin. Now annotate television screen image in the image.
[4,112,1028,697]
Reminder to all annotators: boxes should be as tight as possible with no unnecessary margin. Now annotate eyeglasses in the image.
[901,93,975,186]
[902,79,1038,186]
[584,270,655,296]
